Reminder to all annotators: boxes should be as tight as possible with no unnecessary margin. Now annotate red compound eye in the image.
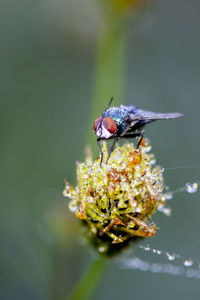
[103,117,117,134]
[93,116,103,131]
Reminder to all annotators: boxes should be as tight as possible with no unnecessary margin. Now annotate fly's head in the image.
[93,116,117,139]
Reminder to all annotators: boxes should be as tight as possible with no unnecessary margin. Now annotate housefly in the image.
[93,97,183,166]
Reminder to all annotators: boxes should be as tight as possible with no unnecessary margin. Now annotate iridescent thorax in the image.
[102,105,137,132]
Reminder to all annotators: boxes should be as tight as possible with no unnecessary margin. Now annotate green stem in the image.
[67,256,107,300]
[87,10,128,151]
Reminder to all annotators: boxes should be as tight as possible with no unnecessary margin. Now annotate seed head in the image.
[63,139,167,256]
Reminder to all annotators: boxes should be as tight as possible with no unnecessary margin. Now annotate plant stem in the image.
[67,256,107,300]
[87,9,128,151]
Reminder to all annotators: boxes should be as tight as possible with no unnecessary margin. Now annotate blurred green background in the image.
[1,0,200,299]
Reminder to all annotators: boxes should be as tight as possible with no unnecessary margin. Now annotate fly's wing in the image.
[120,108,183,137]
[129,109,183,123]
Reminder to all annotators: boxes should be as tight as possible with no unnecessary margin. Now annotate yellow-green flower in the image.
[63,139,167,256]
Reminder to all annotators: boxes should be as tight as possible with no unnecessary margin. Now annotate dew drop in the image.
[150,159,156,165]
[63,190,71,198]
[163,207,171,216]
[140,244,150,251]
[184,258,193,267]
[166,252,176,261]
[185,182,198,194]
[158,205,171,216]
[150,263,162,273]
[99,246,105,253]
[185,269,198,278]
[166,192,173,200]
[136,206,142,213]
[69,205,78,213]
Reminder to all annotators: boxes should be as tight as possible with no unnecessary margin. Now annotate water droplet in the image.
[166,192,173,200]
[69,205,78,213]
[140,262,150,271]
[63,190,71,197]
[184,258,193,267]
[150,263,162,273]
[99,247,105,253]
[163,207,171,216]
[140,244,150,251]
[136,206,142,213]
[150,159,156,165]
[185,182,198,194]
[158,205,171,216]
[141,139,152,152]
[185,269,197,278]
[166,252,175,261]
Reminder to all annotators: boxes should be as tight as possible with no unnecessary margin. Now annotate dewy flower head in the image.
[63,139,167,256]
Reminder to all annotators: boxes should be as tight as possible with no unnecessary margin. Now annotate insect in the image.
[93,97,183,165]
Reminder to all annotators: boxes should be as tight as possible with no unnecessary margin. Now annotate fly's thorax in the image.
[103,106,129,121]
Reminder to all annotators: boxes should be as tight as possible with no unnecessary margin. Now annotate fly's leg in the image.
[97,138,103,167]
[121,131,144,148]
[105,140,113,161]
[136,131,144,149]
[106,138,118,164]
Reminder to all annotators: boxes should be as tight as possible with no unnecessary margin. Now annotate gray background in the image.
[1,0,200,299]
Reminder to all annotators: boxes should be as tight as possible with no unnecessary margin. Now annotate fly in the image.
[93,97,183,166]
